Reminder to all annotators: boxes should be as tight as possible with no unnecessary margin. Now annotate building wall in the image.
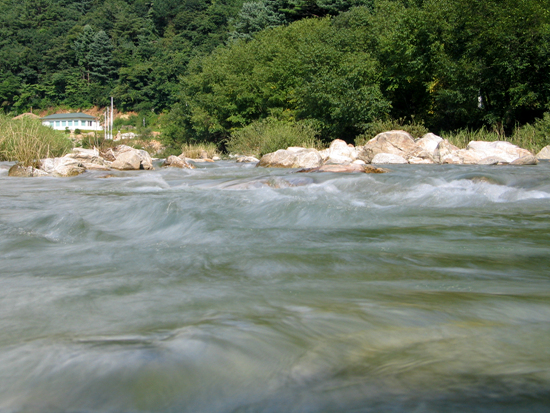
[42,119,102,131]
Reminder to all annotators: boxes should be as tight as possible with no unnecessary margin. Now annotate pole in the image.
[110,97,114,141]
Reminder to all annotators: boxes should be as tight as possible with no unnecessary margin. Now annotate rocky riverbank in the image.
[8,130,550,177]
[257,131,546,169]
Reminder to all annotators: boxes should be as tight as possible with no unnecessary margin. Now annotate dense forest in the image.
[1,0,550,148]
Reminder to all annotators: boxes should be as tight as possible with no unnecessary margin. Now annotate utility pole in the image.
[111,97,114,141]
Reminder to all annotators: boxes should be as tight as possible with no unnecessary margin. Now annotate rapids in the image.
[1,160,549,412]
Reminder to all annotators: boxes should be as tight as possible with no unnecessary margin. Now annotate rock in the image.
[111,151,141,170]
[357,130,419,163]
[511,155,538,165]
[477,156,508,165]
[163,155,195,169]
[258,149,323,169]
[212,156,221,161]
[65,147,108,167]
[433,140,461,164]
[8,165,49,177]
[415,133,443,156]
[137,149,154,170]
[107,145,154,170]
[352,159,366,165]
[408,156,435,164]
[371,153,408,164]
[325,139,356,164]
[536,146,550,160]
[39,157,85,176]
[298,164,388,174]
[466,141,532,163]
[236,156,260,163]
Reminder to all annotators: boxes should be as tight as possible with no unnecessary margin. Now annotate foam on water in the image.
[1,161,550,412]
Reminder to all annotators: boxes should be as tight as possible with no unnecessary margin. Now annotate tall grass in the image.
[180,142,220,159]
[0,115,73,166]
[227,118,321,157]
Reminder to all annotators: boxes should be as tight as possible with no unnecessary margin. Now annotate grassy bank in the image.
[0,115,73,166]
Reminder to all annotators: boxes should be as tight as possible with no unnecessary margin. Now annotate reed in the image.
[0,115,72,167]
[227,118,321,158]
[180,142,220,159]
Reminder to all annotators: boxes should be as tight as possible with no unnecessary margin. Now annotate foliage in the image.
[226,117,320,157]
[175,17,389,145]
[0,116,72,166]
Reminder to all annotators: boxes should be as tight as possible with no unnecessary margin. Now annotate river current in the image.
[1,160,549,413]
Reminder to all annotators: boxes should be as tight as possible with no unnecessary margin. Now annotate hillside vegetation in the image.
[2,0,550,151]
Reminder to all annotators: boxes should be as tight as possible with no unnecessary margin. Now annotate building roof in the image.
[41,113,98,120]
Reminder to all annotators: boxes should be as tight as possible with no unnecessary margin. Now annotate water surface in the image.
[1,161,549,412]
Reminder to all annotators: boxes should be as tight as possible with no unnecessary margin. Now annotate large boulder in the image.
[163,155,195,169]
[258,148,323,169]
[371,153,408,164]
[8,165,49,177]
[324,139,357,164]
[466,141,532,163]
[432,140,480,164]
[64,148,110,170]
[415,133,443,157]
[111,151,141,170]
[109,145,154,170]
[536,146,550,160]
[39,157,86,176]
[357,130,419,163]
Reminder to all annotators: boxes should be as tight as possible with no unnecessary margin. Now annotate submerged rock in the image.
[371,153,408,164]
[298,164,388,174]
[40,157,85,176]
[477,156,508,165]
[8,165,49,177]
[511,155,538,165]
[236,156,260,163]
[163,155,195,169]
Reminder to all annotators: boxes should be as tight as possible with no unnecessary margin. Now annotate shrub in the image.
[226,118,321,157]
[0,115,73,167]
[180,142,220,159]
[354,117,429,146]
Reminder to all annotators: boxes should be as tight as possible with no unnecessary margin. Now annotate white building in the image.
[41,113,102,131]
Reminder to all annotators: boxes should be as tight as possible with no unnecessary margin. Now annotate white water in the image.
[1,161,550,412]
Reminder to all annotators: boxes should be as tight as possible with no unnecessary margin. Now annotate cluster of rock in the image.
[8,145,155,177]
[257,131,549,170]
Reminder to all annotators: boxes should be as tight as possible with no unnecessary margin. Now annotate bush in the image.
[180,142,220,159]
[0,115,73,167]
[226,118,321,157]
[354,117,429,146]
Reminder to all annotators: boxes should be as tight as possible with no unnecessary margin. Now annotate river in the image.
[1,160,549,412]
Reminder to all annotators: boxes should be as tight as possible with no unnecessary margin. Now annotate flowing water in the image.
[1,160,550,413]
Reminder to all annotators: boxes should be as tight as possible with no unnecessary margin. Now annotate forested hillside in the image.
[2,0,550,147]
